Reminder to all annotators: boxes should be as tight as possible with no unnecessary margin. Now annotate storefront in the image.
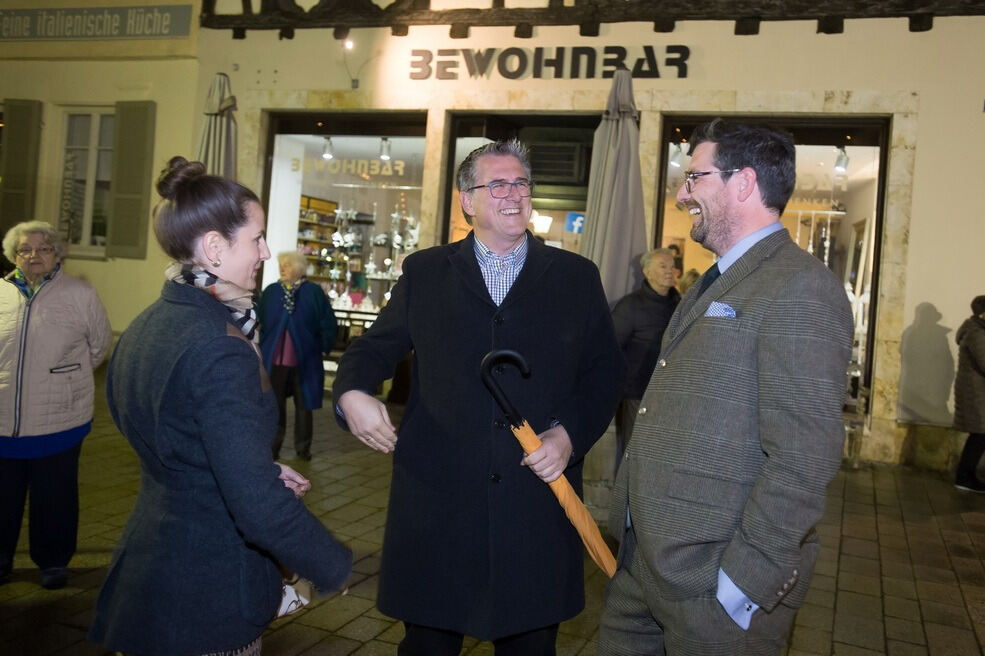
[2,2,983,473]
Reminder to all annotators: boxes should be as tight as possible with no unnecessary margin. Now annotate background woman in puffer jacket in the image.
[0,221,111,590]
[953,295,985,492]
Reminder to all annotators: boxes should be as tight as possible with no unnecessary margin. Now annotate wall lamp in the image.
[321,137,334,160]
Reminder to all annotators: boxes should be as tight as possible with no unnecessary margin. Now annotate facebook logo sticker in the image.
[565,213,585,234]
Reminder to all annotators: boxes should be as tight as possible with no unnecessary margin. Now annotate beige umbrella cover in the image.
[197,72,238,180]
[579,67,648,305]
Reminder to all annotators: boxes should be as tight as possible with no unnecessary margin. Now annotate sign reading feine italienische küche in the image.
[0,5,191,41]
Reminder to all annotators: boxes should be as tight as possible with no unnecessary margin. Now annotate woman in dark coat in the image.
[89,157,351,656]
[258,251,337,461]
[954,295,985,492]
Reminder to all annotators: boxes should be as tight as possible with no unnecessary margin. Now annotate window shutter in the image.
[0,99,43,237]
[106,100,155,259]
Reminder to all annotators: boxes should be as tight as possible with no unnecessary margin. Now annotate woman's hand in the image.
[277,463,312,498]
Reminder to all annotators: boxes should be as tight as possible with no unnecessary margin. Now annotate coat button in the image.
[495,365,505,375]
[658,358,667,367]
[494,316,504,325]
[489,473,501,483]
[493,419,506,429]
[638,406,647,415]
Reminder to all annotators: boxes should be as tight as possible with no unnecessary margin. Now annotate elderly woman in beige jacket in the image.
[0,221,111,589]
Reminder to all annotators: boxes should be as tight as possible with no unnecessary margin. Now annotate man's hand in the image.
[522,424,573,483]
[276,463,311,498]
[338,390,398,453]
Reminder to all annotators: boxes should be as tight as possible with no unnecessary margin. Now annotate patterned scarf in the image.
[281,278,305,315]
[11,263,61,300]
[165,262,259,343]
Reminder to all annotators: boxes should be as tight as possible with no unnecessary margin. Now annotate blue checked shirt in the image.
[473,235,528,306]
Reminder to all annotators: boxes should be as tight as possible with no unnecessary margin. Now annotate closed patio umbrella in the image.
[480,350,617,578]
[579,67,648,305]
[197,72,238,180]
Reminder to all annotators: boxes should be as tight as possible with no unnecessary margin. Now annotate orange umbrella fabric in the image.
[481,350,617,578]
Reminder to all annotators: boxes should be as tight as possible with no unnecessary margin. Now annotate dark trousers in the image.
[599,527,793,655]
[956,433,985,484]
[0,442,82,571]
[398,622,559,656]
[270,364,313,459]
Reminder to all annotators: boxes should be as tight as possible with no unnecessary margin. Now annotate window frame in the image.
[56,105,115,258]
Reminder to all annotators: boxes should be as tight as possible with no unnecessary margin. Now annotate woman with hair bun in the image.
[89,157,352,656]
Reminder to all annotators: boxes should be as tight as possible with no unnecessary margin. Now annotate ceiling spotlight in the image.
[834,146,849,174]
[344,39,354,50]
[669,143,685,168]
[379,137,391,161]
[321,137,334,160]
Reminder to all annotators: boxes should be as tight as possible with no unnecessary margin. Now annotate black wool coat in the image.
[611,282,681,399]
[333,232,624,640]
[954,316,985,434]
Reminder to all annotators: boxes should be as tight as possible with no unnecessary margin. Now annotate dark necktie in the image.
[696,262,720,297]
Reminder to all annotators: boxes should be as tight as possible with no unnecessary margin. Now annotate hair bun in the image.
[156,156,207,200]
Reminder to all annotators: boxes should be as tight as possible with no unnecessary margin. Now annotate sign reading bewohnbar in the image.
[0,5,192,41]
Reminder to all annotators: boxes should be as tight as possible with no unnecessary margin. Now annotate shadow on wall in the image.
[897,303,957,471]
[899,302,955,426]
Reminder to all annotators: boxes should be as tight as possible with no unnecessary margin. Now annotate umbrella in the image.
[197,72,238,180]
[480,349,617,578]
[579,67,648,305]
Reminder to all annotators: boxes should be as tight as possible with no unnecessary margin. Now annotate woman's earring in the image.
[210,259,221,267]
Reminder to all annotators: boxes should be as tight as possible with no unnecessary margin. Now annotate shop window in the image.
[264,112,427,359]
[657,117,888,409]
[59,108,114,250]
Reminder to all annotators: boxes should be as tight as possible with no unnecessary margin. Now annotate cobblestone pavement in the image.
[3,371,985,655]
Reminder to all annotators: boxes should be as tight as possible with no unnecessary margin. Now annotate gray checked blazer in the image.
[609,228,853,615]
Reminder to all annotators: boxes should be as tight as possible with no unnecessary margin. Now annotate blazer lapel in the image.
[499,232,552,309]
[665,229,792,348]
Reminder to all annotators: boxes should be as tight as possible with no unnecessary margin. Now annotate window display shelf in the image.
[297,236,335,246]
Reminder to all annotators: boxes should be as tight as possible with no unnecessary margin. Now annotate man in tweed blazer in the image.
[600,119,853,655]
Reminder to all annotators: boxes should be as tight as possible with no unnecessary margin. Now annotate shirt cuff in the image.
[716,568,758,630]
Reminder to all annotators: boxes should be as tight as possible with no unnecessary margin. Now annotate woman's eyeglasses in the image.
[15,246,56,257]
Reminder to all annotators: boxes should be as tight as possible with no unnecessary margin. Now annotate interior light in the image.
[379,137,391,161]
[530,210,553,234]
[669,144,684,168]
[344,39,354,50]
[834,147,849,174]
[321,137,334,160]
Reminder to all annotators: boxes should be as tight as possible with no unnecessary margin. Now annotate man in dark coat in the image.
[610,248,680,475]
[953,295,985,492]
[333,139,623,655]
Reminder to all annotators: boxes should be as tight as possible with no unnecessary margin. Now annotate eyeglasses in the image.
[15,245,56,257]
[466,180,534,199]
[683,169,741,194]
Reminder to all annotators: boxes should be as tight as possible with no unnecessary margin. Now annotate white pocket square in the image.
[705,301,737,318]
